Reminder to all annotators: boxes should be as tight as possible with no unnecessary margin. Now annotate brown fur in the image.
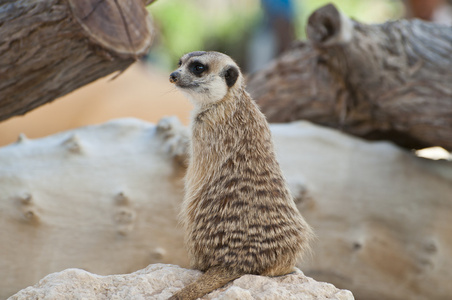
[169,51,313,300]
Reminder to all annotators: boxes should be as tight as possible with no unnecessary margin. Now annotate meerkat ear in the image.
[223,66,239,88]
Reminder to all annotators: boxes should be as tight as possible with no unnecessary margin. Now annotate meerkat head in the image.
[169,51,242,106]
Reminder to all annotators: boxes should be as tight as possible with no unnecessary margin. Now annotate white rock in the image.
[9,264,354,300]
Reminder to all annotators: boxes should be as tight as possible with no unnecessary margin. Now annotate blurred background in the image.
[0,0,451,147]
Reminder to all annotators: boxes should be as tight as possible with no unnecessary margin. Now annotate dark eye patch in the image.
[178,59,182,67]
[189,61,208,76]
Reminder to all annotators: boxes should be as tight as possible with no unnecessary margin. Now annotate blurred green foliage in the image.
[147,0,404,69]
[295,0,404,37]
[147,0,261,69]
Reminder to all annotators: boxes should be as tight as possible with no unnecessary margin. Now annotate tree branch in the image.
[248,4,452,151]
[0,0,154,122]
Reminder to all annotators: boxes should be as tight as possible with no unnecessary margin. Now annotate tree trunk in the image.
[0,0,154,122]
[247,4,452,151]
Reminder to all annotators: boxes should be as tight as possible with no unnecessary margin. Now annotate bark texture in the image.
[247,4,452,151]
[0,0,153,122]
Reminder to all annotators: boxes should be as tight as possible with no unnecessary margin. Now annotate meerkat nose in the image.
[169,71,180,83]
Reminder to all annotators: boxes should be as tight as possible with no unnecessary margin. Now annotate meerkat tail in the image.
[169,266,242,300]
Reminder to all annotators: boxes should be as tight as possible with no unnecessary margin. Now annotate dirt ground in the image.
[0,63,192,147]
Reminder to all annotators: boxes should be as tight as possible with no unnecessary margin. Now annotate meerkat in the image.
[168,51,313,300]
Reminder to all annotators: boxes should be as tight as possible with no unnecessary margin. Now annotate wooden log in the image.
[1,118,451,299]
[247,4,452,151]
[0,0,154,122]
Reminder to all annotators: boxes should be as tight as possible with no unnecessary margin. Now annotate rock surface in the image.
[9,264,354,300]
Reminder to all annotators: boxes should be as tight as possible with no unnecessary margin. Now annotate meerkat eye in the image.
[193,64,205,74]
[190,62,207,76]
[178,59,182,67]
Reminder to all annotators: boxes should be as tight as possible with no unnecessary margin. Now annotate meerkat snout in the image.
[169,71,179,83]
